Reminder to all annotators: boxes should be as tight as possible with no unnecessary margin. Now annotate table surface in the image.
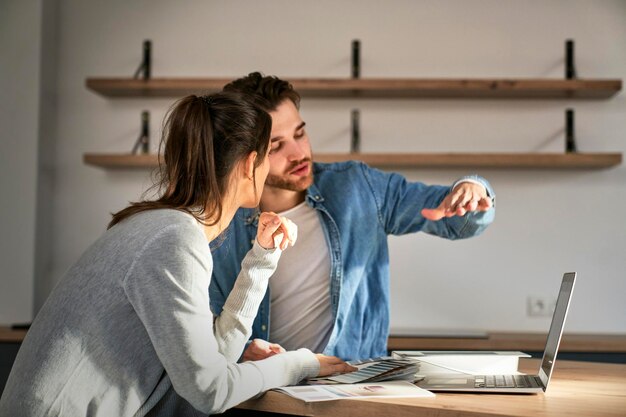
[237,359,626,417]
[2,327,625,416]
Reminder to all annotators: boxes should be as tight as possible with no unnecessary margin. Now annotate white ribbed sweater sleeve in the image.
[213,240,278,362]
[122,221,319,415]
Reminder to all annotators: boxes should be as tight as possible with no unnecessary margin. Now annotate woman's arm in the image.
[212,240,281,362]
[123,221,318,414]
[212,212,297,362]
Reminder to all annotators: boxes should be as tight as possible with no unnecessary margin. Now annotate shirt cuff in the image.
[252,238,281,256]
[451,175,496,205]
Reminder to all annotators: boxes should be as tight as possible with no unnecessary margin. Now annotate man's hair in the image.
[223,72,300,112]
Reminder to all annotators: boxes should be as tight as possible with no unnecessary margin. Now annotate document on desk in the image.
[273,380,435,402]
[391,351,529,375]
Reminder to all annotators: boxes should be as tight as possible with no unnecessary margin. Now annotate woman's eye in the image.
[295,130,305,139]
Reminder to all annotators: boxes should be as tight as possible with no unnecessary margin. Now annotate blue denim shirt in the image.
[209,161,495,360]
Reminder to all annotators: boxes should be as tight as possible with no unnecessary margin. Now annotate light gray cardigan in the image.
[0,209,318,417]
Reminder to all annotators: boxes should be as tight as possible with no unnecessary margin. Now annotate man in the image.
[210,72,495,361]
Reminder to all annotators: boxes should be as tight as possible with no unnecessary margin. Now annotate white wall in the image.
[6,0,626,333]
[0,0,42,323]
[34,0,59,311]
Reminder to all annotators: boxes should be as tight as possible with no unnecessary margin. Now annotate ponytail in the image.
[108,92,271,229]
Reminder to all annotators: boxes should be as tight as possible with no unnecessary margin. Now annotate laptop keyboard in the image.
[474,375,540,389]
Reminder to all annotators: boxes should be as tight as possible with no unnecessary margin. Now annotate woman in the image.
[0,92,354,416]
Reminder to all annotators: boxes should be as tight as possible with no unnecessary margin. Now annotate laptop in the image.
[417,272,576,393]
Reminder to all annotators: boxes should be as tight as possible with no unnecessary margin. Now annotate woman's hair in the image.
[108,91,272,229]
[223,72,300,112]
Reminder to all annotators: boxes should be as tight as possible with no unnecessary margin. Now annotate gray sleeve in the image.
[213,240,280,362]
[122,224,319,414]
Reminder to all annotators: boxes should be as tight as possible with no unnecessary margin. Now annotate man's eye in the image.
[270,143,282,153]
[295,130,305,139]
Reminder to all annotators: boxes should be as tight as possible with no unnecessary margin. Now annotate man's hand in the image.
[242,339,286,361]
[315,354,358,377]
[421,182,492,221]
[256,212,298,250]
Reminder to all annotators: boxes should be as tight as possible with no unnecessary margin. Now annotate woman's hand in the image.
[242,339,286,361]
[256,212,298,250]
[315,354,357,377]
[421,182,492,221]
[242,343,356,377]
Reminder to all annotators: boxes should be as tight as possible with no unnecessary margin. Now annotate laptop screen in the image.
[538,272,576,388]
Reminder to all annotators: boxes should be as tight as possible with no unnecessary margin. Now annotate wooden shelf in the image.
[86,77,622,99]
[84,153,159,168]
[83,152,622,170]
[316,152,622,168]
[0,326,28,343]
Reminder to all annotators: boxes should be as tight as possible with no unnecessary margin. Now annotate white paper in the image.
[274,380,435,402]
[392,350,530,375]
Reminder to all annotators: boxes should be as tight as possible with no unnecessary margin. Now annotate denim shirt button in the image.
[314,195,321,201]
[261,325,267,331]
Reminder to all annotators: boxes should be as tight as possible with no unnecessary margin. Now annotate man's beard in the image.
[265,158,314,192]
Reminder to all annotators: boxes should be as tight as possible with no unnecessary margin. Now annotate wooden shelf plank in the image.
[83,152,622,170]
[315,152,622,168]
[86,77,622,99]
[86,78,232,98]
[83,153,160,168]
[0,326,28,343]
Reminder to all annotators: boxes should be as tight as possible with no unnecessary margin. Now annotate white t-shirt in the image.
[269,202,333,353]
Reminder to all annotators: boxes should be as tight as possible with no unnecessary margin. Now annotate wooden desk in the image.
[236,359,626,417]
[2,326,624,416]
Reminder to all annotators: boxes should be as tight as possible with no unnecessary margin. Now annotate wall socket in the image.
[527,296,556,317]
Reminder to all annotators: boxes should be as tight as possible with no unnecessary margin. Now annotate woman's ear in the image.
[243,151,257,180]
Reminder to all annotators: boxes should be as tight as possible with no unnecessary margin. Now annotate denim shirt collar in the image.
[239,183,326,226]
[241,207,259,226]
[305,183,325,207]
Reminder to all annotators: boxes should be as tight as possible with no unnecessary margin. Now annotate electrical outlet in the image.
[527,296,556,317]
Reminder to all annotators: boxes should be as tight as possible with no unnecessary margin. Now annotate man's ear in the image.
[243,151,257,180]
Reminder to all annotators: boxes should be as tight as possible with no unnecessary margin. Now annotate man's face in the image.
[266,99,313,192]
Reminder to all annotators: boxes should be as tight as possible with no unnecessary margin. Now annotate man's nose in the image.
[286,138,306,161]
